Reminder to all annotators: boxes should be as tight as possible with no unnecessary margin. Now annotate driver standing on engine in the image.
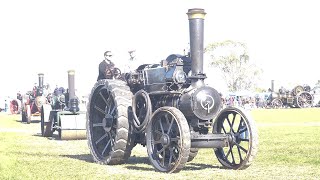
[97,51,115,81]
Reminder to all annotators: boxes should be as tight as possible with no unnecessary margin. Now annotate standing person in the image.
[123,50,136,73]
[97,51,115,81]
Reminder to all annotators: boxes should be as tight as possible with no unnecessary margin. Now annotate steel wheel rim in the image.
[215,110,252,168]
[149,110,181,171]
[90,86,117,160]
[297,92,313,108]
[272,99,282,108]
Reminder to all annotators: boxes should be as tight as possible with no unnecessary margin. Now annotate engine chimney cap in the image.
[38,73,44,76]
[187,8,206,19]
[68,70,75,75]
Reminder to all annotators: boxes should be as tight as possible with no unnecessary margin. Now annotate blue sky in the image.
[1,0,319,97]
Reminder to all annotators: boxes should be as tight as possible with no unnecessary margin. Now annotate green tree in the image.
[205,40,262,92]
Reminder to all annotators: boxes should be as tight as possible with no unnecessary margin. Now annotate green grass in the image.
[0,109,320,180]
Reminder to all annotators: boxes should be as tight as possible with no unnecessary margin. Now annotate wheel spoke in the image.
[162,149,166,167]
[157,147,165,155]
[106,97,112,114]
[101,138,111,155]
[235,142,248,153]
[95,133,108,144]
[225,145,232,159]
[237,118,244,133]
[222,125,227,134]
[99,91,108,105]
[165,114,170,125]
[93,123,103,127]
[152,139,161,144]
[226,116,234,133]
[231,113,236,128]
[110,104,116,115]
[167,116,174,133]
[94,105,106,115]
[159,119,165,134]
[230,147,235,164]
[237,146,243,162]
[168,149,173,166]
[171,137,179,142]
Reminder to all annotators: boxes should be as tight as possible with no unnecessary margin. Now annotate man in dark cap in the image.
[97,51,115,81]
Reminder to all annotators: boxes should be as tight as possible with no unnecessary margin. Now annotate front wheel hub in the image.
[160,134,170,146]
[228,133,237,145]
[103,114,114,132]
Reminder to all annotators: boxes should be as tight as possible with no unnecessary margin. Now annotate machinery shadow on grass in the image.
[184,163,220,170]
[32,133,60,140]
[126,156,150,164]
[124,162,220,171]
[125,157,153,171]
[16,119,41,123]
[61,154,94,163]
[32,133,72,141]
[124,157,220,171]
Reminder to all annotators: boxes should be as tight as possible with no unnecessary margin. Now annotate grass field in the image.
[0,108,320,180]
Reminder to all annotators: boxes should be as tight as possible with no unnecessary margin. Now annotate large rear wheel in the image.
[213,107,258,170]
[146,107,190,173]
[87,79,134,165]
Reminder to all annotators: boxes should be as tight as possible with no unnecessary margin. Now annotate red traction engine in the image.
[21,73,49,123]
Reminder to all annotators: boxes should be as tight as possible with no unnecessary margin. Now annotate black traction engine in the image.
[86,8,258,173]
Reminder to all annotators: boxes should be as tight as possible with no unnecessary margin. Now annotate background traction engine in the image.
[41,70,86,140]
[270,85,313,108]
[86,8,258,173]
[21,73,49,124]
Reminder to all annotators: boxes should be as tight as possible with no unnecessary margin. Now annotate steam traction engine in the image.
[21,73,49,124]
[269,85,313,108]
[86,9,258,173]
[41,70,86,140]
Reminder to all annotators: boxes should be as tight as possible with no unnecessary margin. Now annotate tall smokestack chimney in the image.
[68,70,79,112]
[38,73,44,88]
[187,8,206,87]
[68,70,76,100]
[271,80,274,92]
